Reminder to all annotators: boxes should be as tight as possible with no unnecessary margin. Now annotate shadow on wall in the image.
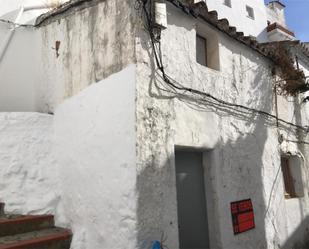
[135,22,276,249]
[135,110,272,249]
[282,216,309,249]
[134,3,309,247]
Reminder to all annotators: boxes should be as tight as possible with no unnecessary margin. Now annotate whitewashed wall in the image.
[205,0,269,42]
[0,112,62,216]
[0,1,138,248]
[0,23,39,111]
[54,65,137,249]
[266,5,286,27]
[0,65,138,249]
[1,1,309,249]
[135,3,309,249]
[0,0,135,113]
[38,0,135,113]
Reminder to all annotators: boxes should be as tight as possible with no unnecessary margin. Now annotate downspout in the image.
[0,4,56,64]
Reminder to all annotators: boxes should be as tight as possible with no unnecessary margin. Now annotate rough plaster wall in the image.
[54,65,137,249]
[0,66,138,249]
[281,56,309,249]
[0,113,65,223]
[0,0,136,112]
[38,0,136,113]
[134,4,309,249]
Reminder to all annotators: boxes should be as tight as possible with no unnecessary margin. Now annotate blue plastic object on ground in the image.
[152,241,161,249]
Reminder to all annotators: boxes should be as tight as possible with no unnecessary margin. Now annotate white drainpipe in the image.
[0,3,57,64]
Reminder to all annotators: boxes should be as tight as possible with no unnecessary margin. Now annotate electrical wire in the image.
[137,0,309,134]
[2,0,309,137]
[0,18,35,28]
[138,0,309,239]
[285,139,309,145]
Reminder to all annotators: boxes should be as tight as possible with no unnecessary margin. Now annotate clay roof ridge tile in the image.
[218,18,230,31]
[166,0,275,62]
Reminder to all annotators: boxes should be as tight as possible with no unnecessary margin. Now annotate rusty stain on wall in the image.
[52,40,61,58]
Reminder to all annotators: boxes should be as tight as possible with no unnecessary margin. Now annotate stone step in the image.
[0,204,4,217]
[0,227,72,249]
[0,215,55,237]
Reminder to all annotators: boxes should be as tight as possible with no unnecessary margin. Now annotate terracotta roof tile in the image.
[167,0,280,63]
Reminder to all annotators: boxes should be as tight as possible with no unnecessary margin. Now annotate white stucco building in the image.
[0,0,309,249]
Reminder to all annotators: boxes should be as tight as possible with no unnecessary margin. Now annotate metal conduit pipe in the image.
[0,3,57,64]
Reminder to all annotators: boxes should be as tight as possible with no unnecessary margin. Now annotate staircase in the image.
[0,203,72,249]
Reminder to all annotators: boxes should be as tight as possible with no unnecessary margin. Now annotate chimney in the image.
[267,1,286,27]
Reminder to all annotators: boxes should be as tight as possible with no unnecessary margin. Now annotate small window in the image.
[196,34,207,67]
[246,6,255,19]
[223,0,232,7]
[195,28,220,71]
[281,156,304,199]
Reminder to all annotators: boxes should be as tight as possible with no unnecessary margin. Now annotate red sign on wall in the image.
[231,199,255,235]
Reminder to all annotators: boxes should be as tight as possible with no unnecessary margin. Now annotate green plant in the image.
[272,43,307,96]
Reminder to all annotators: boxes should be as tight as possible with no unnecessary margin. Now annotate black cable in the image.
[0,18,35,28]
[286,139,309,146]
[138,0,309,133]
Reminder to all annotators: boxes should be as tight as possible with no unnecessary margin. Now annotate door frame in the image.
[174,146,222,249]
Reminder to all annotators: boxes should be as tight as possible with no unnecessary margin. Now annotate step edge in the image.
[0,215,54,225]
[0,229,72,249]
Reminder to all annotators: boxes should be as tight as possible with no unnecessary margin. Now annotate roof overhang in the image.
[267,22,295,42]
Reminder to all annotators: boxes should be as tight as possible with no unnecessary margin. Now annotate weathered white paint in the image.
[0,113,63,217]
[38,0,135,113]
[267,28,295,42]
[0,65,137,249]
[0,0,297,112]
[54,64,137,249]
[134,2,309,249]
[0,1,309,249]
[0,0,135,113]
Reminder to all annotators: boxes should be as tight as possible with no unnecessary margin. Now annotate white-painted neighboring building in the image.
[0,0,309,249]
[205,0,269,41]
[0,0,68,24]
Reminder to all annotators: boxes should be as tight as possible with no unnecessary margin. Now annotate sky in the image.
[264,0,309,42]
